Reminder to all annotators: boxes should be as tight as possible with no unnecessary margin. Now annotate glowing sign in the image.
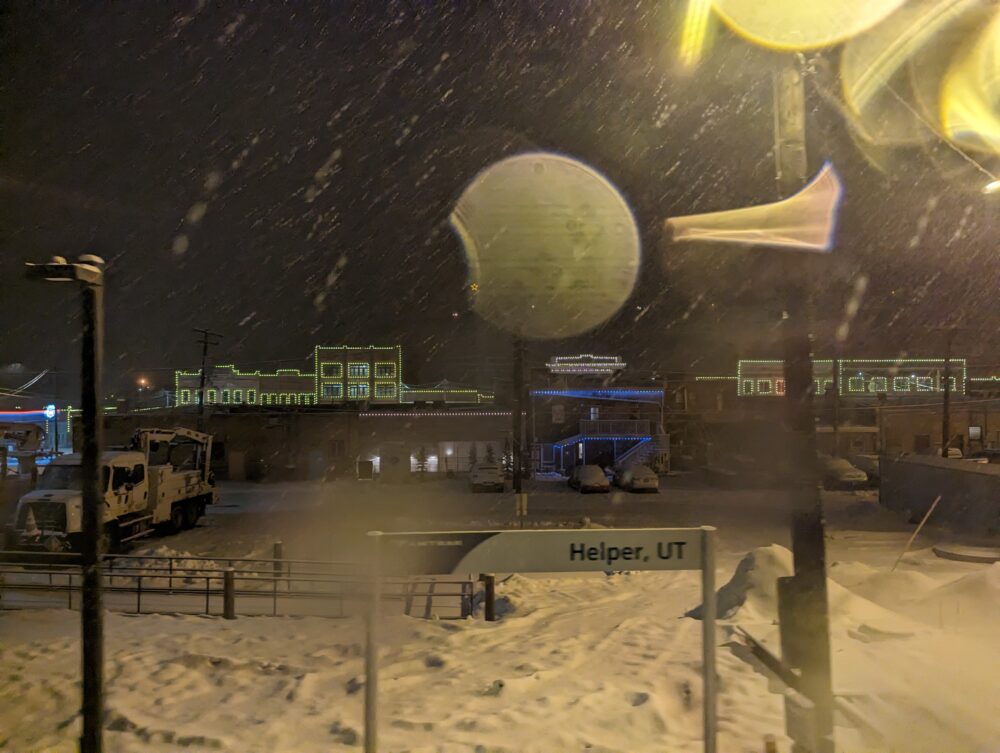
[736,358,967,398]
[546,354,627,375]
[44,404,56,420]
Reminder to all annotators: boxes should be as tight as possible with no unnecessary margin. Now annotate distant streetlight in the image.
[137,377,149,389]
[983,179,1000,195]
[24,253,105,753]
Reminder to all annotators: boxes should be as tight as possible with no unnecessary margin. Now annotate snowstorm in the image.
[1,2,999,753]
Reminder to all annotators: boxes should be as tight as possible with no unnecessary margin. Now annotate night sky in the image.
[2,1,998,400]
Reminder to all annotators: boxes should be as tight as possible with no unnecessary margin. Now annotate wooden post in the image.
[223,568,236,619]
[273,541,284,577]
[273,541,283,617]
[480,574,496,622]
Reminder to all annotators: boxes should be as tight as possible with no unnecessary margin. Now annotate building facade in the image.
[174,345,492,408]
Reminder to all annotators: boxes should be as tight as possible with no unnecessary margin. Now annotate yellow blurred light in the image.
[679,0,714,69]
[841,0,980,147]
[451,153,640,340]
[941,11,1000,154]
[984,179,1000,193]
[711,0,906,51]
[665,162,843,252]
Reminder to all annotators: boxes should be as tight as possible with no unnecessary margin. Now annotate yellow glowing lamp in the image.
[711,0,906,51]
[940,10,1000,154]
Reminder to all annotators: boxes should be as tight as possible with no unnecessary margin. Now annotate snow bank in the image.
[688,544,919,635]
[0,568,789,753]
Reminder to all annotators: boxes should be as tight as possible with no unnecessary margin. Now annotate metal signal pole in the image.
[512,338,525,494]
[773,58,835,753]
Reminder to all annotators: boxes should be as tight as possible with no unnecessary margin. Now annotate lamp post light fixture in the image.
[24,253,106,753]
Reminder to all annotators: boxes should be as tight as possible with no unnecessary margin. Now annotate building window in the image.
[222,389,231,404]
[180,389,191,404]
[374,383,396,399]
[375,363,396,379]
[348,383,369,399]
[323,383,343,399]
[208,389,218,404]
[321,363,343,379]
[233,390,243,404]
[247,389,256,404]
[348,362,370,380]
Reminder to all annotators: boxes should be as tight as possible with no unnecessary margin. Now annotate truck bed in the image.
[147,465,214,524]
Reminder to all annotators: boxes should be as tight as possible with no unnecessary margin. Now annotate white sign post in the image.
[363,526,718,753]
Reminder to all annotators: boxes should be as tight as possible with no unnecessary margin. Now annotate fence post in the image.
[272,574,278,617]
[480,574,496,622]
[205,576,210,615]
[136,575,142,614]
[223,568,236,619]
[168,557,174,593]
[68,573,72,609]
[273,541,283,577]
[273,541,283,616]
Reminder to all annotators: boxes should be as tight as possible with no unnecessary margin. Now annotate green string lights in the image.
[172,345,504,407]
[726,358,969,398]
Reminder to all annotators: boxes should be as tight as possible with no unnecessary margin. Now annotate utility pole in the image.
[512,338,525,494]
[941,329,954,456]
[193,328,222,431]
[774,57,835,753]
[831,356,840,457]
[52,368,60,455]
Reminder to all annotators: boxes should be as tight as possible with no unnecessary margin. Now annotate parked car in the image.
[470,463,504,492]
[965,449,1000,463]
[570,464,610,493]
[819,455,868,489]
[613,464,659,493]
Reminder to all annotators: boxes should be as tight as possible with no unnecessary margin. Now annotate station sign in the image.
[376,528,704,574]
[362,527,718,753]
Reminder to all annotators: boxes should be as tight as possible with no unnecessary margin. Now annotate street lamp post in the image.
[25,254,106,753]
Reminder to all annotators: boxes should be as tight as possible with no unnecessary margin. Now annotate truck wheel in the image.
[170,504,185,533]
[182,501,198,529]
[105,524,122,554]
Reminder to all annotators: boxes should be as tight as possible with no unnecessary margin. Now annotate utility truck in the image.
[7,427,217,552]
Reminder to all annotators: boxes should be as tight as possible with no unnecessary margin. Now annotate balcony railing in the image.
[578,419,650,436]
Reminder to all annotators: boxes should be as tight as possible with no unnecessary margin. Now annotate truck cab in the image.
[8,427,217,552]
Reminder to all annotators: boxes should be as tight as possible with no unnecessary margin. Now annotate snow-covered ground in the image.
[2,482,998,752]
